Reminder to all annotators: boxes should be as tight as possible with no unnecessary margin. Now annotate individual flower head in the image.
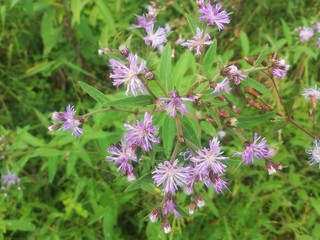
[107,141,137,181]
[124,112,159,151]
[198,2,230,30]
[302,85,320,108]
[109,54,147,96]
[211,78,232,94]
[234,133,270,164]
[265,161,283,175]
[306,140,320,167]
[49,105,84,137]
[271,59,290,79]
[181,27,213,56]
[191,138,228,179]
[152,159,191,195]
[159,91,195,117]
[162,195,182,219]
[2,170,20,196]
[210,174,229,194]
[298,27,314,42]
[144,25,168,48]
[132,13,155,30]
[222,65,247,85]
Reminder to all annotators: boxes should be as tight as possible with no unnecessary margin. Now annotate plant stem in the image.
[82,107,144,118]
[170,140,181,163]
[243,66,269,73]
[286,118,319,140]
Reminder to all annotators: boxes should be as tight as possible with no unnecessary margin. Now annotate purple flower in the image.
[298,27,314,42]
[124,112,159,151]
[132,13,155,30]
[107,141,137,181]
[302,85,320,108]
[211,175,228,194]
[159,91,195,117]
[181,27,213,55]
[152,159,191,195]
[49,105,83,137]
[271,59,289,79]
[144,25,168,48]
[2,170,20,196]
[199,3,230,30]
[234,133,270,164]
[306,140,320,167]
[211,78,232,94]
[109,54,147,96]
[191,138,228,178]
[162,196,181,219]
[225,65,247,85]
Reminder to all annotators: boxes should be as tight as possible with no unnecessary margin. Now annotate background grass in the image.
[0,0,320,239]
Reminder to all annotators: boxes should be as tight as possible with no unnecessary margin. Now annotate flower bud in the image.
[48,123,60,132]
[266,161,277,175]
[245,86,260,98]
[162,219,171,234]
[189,202,196,215]
[145,70,154,80]
[119,45,129,58]
[98,48,110,55]
[149,208,161,223]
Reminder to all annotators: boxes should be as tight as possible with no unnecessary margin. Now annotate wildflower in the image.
[298,27,314,42]
[107,141,137,181]
[162,218,171,234]
[132,13,155,30]
[180,149,194,161]
[162,196,181,219]
[222,65,247,85]
[234,133,270,164]
[210,174,228,194]
[49,105,83,137]
[159,91,195,117]
[211,78,232,94]
[306,140,320,167]
[199,2,230,30]
[109,54,147,96]
[265,161,282,175]
[302,85,320,108]
[2,170,20,196]
[124,112,159,151]
[181,27,213,55]
[144,25,168,48]
[152,159,190,195]
[191,138,228,178]
[271,59,289,79]
[149,208,161,223]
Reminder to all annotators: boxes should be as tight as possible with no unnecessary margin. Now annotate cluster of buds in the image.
[245,99,272,112]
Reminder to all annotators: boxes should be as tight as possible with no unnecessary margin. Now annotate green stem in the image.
[170,140,181,163]
[82,107,144,119]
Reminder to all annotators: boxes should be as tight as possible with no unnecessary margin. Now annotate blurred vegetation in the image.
[0,0,320,239]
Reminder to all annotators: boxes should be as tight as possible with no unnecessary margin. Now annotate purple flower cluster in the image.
[132,13,167,49]
[109,54,147,96]
[271,59,290,79]
[48,105,84,137]
[159,91,195,117]
[107,112,159,181]
[198,2,230,30]
[234,133,272,164]
[211,78,232,94]
[296,21,320,47]
[181,27,213,56]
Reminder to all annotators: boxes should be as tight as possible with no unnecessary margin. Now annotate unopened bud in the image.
[244,57,254,66]
[119,45,129,58]
[127,171,136,182]
[195,194,205,208]
[145,70,154,80]
[189,202,196,214]
[162,219,171,234]
[220,67,231,76]
[149,208,161,223]
[245,86,260,98]
[206,118,216,124]
[226,117,238,127]
[98,48,110,55]
[266,161,277,175]
[216,109,229,118]
[48,123,60,132]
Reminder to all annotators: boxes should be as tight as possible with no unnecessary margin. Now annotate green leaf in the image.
[78,81,110,105]
[125,172,152,192]
[281,19,292,46]
[41,12,61,56]
[237,111,276,128]
[0,220,36,232]
[184,13,197,35]
[48,157,59,183]
[240,31,250,56]
[181,117,201,147]
[66,154,78,177]
[242,78,273,98]
[172,51,196,88]
[104,95,154,107]
[254,44,269,67]
[310,197,320,216]
[203,40,217,71]
[159,43,172,91]
[162,116,177,159]
[71,0,89,25]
